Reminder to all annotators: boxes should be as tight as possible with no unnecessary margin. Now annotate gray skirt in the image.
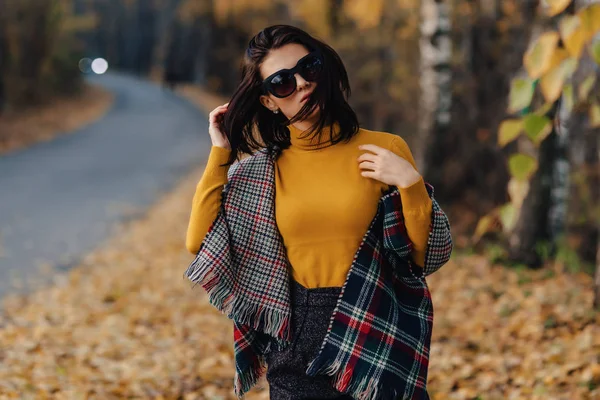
[265,279,432,400]
[265,279,354,400]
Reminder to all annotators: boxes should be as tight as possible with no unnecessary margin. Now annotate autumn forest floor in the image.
[0,84,598,400]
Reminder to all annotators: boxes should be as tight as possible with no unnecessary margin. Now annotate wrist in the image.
[394,171,422,188]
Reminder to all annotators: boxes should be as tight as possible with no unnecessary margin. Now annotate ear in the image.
[259,94,278,112]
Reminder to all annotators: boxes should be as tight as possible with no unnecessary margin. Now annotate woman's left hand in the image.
[357,144,422,188]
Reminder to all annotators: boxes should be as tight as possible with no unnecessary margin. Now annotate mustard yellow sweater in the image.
[186,125,432,288]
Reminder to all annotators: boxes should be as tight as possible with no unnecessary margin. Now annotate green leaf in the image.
[523,114,553,145]
[591,40,600,66]
[509,153,538,181]
[499,203,519,232]
[498,119,523,147]
[508,78,535,113]
[578,75,596,101]
[562,84,574,114]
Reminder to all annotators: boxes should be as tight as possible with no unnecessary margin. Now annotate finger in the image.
[360,170,377,179]
[210,107,228,122]
[357,153,378,163]
[209,113,222,125]
[358,144,384,155]
[358,160,376,170]
[211,107,228,116]
[210,104,229,114]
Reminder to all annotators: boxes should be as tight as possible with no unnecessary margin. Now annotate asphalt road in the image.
[0,72,211,298]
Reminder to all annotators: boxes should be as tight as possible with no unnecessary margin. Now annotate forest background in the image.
[1,0,600,398]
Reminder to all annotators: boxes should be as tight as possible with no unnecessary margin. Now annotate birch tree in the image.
[417,0,452,175]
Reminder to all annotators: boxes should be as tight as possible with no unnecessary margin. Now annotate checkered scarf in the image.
[185,148,453,400]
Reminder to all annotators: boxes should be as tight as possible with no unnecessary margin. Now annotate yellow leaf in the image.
[473,213,499,242]
[508,178,530,209]
[524,32,560,79]
[578,75,596,101]
[577,4,600,41]
[534,102,554,116]
[559,15,586,58]
[590,102,600,128]
[542,0,573,17]
[540,57,578,103]
[590,4,600,34]
[547,47,570,71]
[498,119,523,147]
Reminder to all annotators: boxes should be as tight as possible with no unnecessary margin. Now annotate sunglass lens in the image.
[300,56,323,81]
[270,72,296,97]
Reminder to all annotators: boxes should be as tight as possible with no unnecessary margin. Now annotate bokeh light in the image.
[78,58,92,73]
[91,58,109,74]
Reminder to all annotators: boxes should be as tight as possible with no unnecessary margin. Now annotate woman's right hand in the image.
[208,103,231,150]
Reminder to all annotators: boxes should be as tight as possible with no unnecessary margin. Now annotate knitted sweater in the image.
[186,124,432,288]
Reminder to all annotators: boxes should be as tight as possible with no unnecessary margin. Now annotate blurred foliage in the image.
[0,0,88,111]
[474,1,600,272]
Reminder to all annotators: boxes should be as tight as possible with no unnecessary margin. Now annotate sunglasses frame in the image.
[261,50,323,98]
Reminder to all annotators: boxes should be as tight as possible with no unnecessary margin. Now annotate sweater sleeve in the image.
[389,136,433,267]
[185,146,232,254]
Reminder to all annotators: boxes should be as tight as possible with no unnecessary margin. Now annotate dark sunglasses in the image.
[261,51,324,98]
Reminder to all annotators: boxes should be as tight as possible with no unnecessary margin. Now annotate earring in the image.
[273,109,279,114]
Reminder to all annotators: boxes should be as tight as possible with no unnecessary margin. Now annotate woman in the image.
[185,25,452,400]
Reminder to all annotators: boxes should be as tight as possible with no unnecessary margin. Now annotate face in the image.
[259,43,320,122]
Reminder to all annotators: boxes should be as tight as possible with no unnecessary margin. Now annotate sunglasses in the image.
[261,51,324,98]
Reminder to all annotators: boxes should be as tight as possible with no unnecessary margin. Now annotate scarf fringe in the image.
[306,350,406,400]
[185,258,291,340]
[233,355,267,399]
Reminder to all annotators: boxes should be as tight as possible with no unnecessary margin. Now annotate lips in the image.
[301,92,313,102]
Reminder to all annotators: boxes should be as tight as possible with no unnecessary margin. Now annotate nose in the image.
[295,73,310,90]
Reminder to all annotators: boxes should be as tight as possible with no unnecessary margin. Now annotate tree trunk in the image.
[507,2,578,267]
[417,0,452,174]
[547,91,572,243]
[0,0,6,114]
[508,114,558,267]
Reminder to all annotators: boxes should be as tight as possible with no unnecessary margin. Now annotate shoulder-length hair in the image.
[221,24,359,165]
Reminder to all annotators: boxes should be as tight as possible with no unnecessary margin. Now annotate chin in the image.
[307,105,320,119]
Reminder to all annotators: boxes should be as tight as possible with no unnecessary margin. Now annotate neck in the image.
[288,121,341,151]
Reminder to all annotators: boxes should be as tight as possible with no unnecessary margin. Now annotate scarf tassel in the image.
[233,355,267,399]
[306,349,413,400]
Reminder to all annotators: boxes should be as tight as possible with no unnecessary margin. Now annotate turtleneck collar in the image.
[287,122,342,151]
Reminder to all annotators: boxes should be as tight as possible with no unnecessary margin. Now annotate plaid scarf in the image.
[185,147,453,400]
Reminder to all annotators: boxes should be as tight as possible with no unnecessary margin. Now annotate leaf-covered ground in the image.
[1,86,597,400]
[0,84,113,156]
[0,160,598,400]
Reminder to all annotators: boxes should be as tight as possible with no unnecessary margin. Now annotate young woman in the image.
[185,25,452,400]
